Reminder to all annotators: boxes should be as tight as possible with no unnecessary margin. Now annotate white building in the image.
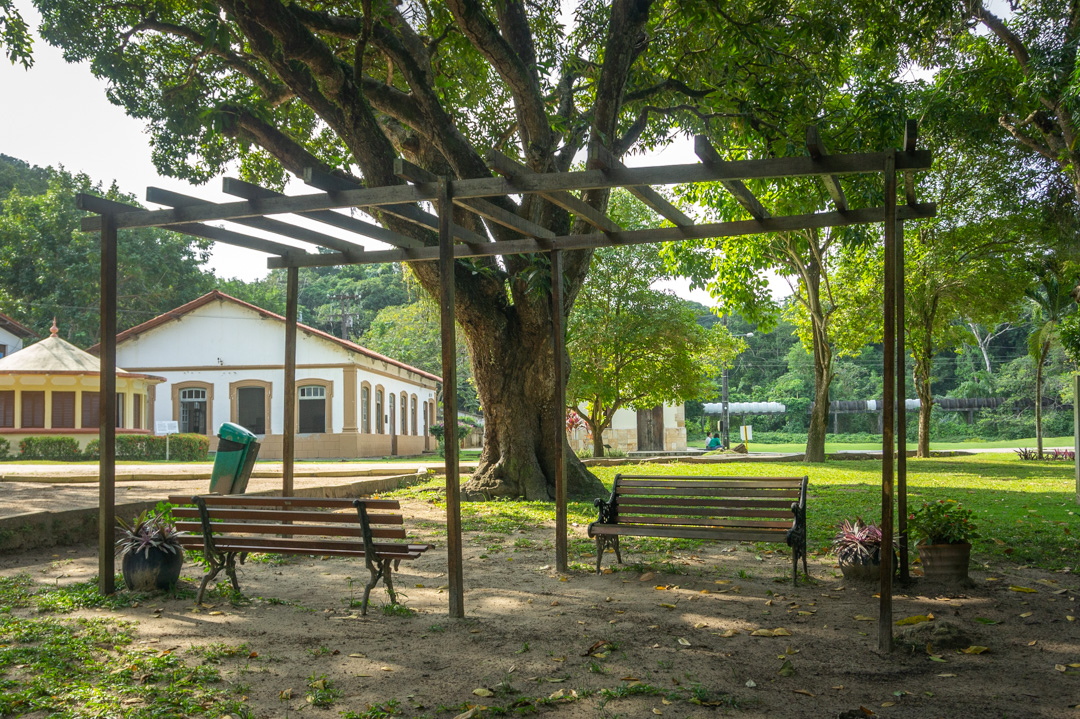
[0,312,37,358]
[567,404,687,454]
[95,291,440,459]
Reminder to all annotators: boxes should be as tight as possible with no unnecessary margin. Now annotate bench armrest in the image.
[589,475,620,534]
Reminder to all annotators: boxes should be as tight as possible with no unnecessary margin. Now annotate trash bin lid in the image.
[217,422,257,444]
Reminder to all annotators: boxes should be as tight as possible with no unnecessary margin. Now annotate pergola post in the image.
[98,213,118,594]
[550,250,568,573]
[879,149,898,652]
[438,177,465,618]
[282,266,298,497]
[896,218,908,582]
[1074,373,1080,504]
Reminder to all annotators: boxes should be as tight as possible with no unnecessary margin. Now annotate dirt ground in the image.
[2,497,1079,719]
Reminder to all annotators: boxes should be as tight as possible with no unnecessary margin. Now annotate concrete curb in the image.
[0,472,429,554]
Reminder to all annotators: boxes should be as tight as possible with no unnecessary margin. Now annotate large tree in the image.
[27,0,861,499]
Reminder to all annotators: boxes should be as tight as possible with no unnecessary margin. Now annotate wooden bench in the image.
[587,474,809,584]
[168,494,430,611]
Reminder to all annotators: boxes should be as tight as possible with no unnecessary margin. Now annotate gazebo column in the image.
[282,266,298,497]
[438,177,464,618]
[879,149,898,652]
[551,249,568,573]
[98,213,118,595]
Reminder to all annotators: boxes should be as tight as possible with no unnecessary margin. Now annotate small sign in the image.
[155,420,179,436]
[739,425,753,441]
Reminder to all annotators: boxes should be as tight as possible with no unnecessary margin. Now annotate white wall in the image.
[0,327,27,357]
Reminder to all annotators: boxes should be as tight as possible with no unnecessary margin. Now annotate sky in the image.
[0,0,792,307]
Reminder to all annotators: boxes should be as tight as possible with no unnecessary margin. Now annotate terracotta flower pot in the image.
[122,547,184,591]
[918,542,971,580]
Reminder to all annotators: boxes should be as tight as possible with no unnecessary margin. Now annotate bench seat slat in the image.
[178,535,427,555]
[617,479,803,489]
[589,524,786,543]
[174,521,407,540]
[171,507,403,525]
[616,504,791,519]
[613,515,791,529]
[167,495,401,510]
[614,475,806,482]
[615,497,794,509]
[616,487,800,498]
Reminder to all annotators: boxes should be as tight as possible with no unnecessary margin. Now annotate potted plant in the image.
[115,508,186,591]
[832,518,894,581]
[908,500,979,580]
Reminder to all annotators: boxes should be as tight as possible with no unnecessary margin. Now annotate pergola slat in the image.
[394,158,555,241]
[76,193,304,257]
[804,126,849,213]
[694,136,771,220]
[266,203,936,269]
[146,187,365,259]
[302,166,487,246]
[79,151,933,233]
[221,177,418,250]
[486,150,623,234]
[903,120,918,204]
[591,143,694,227]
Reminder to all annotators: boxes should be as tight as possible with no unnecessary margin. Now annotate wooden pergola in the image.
[80,122,933,652]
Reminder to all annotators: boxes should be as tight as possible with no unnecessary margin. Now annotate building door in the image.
[636,405,665,452]
[389,393,397,455]
[180,388,207,435]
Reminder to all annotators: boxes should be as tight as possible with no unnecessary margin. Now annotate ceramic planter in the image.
[838,547,897,581]
[918,542,971,580]
[122,547,184,591]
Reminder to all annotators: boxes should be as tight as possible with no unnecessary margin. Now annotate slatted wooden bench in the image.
[587,474,809,584]
[168,494,430,611]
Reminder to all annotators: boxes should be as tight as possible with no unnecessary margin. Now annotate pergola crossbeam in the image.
[303,167,486,247]
[694,136,771,220]
[76,193,304,257]
[591,143,694,227]
[395,159,555,241]
[221,177,418,250]
[804,126,849,213]
[146,187,365,259]
[487,151,623,234]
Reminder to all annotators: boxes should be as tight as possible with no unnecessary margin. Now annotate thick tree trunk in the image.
[805,309,833,463]
[1036,340,1050,460]
[592,430,606,459]
[915,372,933,459]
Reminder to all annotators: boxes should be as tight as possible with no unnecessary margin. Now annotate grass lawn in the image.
[388,452,1079,571]
[687,435,1075,453]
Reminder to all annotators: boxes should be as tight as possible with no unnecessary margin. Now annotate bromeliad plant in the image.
[832,518,890,564]
[115,509,185,560]
[908,500,979,546]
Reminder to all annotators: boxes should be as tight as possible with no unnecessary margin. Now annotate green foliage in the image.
[908,499,979,546]
[84,433,209,462]
[18,435,81,461]
[305,673,342,708]
[0,436,11,459]
[0,0,32,68]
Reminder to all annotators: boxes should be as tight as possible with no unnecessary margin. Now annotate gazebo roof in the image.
[0,322,161,380]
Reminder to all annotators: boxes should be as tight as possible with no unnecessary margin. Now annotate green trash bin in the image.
[209,422,261,495]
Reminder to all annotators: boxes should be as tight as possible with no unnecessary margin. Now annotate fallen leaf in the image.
[745,679,757,688]
[929,655,947,663]
[1029,641,1038,646]
[1068,616,1076,622]
[881,701,895,707]
[1020,612,1033,618]
[790,688,812,698]
[713,629,739,638]
[208,611,224,616]
[854,615,876,622]
[832,685,843,690]
[677,638,691,646]
[550,601,559,607]
[936,673,957,678]
[473,688,493,697]
[659,603,676,609]
[751,629,775,637]
[1010,586,1038,593]
[778,660,796,677]
[1056,664,1068,672]
[961,646,989,654]
[772,627,792,636]
[551,656,566,662]
[694,622,707,629]
[452,708,482,719]
[279,689,293,700]
[639,573,655,582]
[859,706,876,716]
[348,653,365,658]
[652,709,662,715]
[655,585,669,591]
[248,651,258,659]
[621,676,639,681]
[896,615,932,626]
[380,667,393,671]
[975,617,1000,625]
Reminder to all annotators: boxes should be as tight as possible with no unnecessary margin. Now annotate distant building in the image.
[567,404,687,454]
[94,291,439,459]
[0,320,163,450]
[0,311,37,358]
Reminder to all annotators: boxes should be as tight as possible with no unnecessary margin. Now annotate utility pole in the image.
[328,292,360,340]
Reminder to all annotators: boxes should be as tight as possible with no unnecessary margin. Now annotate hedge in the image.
[84,433,210,462]
[20,436,83,461]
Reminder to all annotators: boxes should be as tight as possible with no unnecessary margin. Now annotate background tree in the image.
[1025,257,1077,458]
[27,0,875,499]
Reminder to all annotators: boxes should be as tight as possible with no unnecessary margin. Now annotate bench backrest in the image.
[608,474,807,529]
[166,494,411,557]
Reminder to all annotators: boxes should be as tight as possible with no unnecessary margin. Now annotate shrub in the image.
[170,433,210,461]
[19,436,83,461]
[83,434,210,461]
[0,437,10,459]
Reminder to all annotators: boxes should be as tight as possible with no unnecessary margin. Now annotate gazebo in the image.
[79,123,934,652]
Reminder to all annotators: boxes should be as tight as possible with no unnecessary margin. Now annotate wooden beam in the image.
[896,215,908,583]
[221,177,419,249]
[903,120,918,205]
[438,177,465,619]
[804,126,849,213]
[80,151,934,232]
[880,149,897,652]
[283,267,298,498]
[146,187,364,259]
[76,193,305,257]
[694,136,771,220]
[303,166,486,246]
[591,143,694,227]
[395,158,555,241]
[98,212,117,596]
[267,203,937,268]
[487,150,623,233]
[551,249,568,573]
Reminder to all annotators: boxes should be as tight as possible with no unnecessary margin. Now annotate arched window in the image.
[400,393,408,435]
[361,385,371,434]
[298,384,327,434]
[410,395,418,435]
[375,388,384,434]
[172,381,213,436]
